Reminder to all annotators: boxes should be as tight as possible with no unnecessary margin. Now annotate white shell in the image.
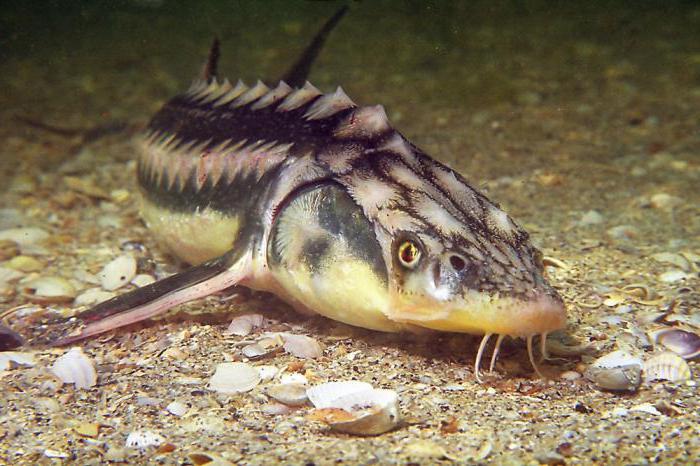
[24,276,77,299]
[50,347,97,389]
[131,274,156,287]
[589,350,642,368]
[281,333,323,359]
[266,383,309,406]
[327,388,400,436]
[306,381,373,409]
[99,254,137,291]
[256,365,279,382]
[74,287,116,307]
[209,362,261,394]
[0,227,49,247]
[280,373,308,386]
[226,313,265,336]
[643,351,692,382]
[166,400,188,417]
[125,430,165,449]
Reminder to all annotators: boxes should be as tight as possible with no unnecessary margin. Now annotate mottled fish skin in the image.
[137,77,565,340]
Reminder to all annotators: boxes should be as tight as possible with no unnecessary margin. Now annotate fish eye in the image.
[397,240,421,268]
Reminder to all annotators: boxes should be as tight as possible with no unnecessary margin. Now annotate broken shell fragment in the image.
[307,381,400,435]
[280,333,323,359]
[209,362,261,394]
[226,313,264,336]
[325,389,400,435]
[267,383,309,406]
[306,381,373,409]
[648,327,700,360]
[643,351,692,383]
[99,254,137,291]
[125,430,165,449]
[584,350,642,392]
[50,347,97,389]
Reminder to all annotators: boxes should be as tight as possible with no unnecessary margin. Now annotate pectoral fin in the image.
[53,249,250,346]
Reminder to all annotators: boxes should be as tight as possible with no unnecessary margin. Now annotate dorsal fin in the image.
[281,5,349,87]
[200,37,221,82]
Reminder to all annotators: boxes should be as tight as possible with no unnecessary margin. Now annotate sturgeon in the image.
[57,7,565,378]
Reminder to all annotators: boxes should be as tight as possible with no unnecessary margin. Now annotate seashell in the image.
[99,254,137,291]
[280,373,308,386]
[0,227,49,247]
[648,327,700,359]
[257,365,279,382]
[266,383,309,406]
[280,333,323,359]
[23,276,77,303]
[658,270,690,283]
[5,255,43,272]
[241,342,279,360]
[209,362,261,394]
[324,388,400,436]
[131,274,156,287]
[226,313,265,336]
[166,400,188,417]
[50,347,97,389]
[585,365,641,392]
[584,350,642,392]
[643,351,692,383]
[125,430,165,449]
[307,381,373,409]
[74,287,116,307]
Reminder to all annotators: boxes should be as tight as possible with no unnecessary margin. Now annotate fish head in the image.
[339,136,566,340]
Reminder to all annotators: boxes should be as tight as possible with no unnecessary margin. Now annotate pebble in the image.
[99,254,137,291]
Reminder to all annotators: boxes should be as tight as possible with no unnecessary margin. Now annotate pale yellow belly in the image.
[140,197,240,265]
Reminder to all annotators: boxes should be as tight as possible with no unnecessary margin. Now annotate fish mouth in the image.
[385,291,566,380]
[386,291,566,337]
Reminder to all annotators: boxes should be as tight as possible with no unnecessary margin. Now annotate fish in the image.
[54,6,565,378]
